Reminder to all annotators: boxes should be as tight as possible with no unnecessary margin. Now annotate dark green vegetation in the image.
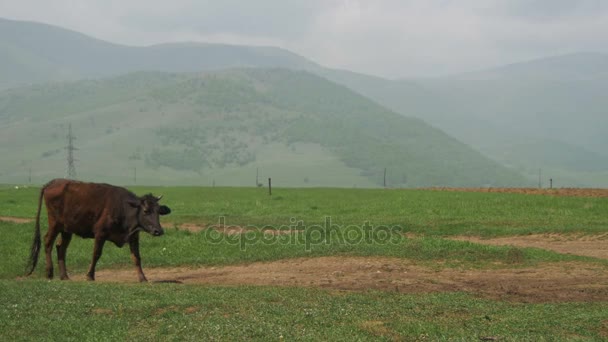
[1,186,607,340]
[0,69,526,187]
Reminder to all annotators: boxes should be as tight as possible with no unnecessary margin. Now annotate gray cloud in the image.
[497,0,608,19]
[0,0,607,77]
[119,0,329,39]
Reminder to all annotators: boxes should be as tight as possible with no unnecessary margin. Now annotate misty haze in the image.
[1,1,607,188]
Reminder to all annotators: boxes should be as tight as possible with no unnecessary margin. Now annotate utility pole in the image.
[66,123,78,179]
[383,168,387,188]
[256,167,259,187]
[134,167,137,185]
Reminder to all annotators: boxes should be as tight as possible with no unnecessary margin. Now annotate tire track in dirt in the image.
[86,256,608,303]
[450,234,608,259]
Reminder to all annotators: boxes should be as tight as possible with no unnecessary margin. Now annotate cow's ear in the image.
[127,199,141,208]
[159,205,171,216]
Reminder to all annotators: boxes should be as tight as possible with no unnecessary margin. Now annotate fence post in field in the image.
[268,177,272,196]
[384,168,387,188]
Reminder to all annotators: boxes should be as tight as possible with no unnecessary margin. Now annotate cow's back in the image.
[43,179,131,237]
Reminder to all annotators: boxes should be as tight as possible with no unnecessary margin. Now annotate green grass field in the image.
[1,185,607,340]
[3,185,607,235]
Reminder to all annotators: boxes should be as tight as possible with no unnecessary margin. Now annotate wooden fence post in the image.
[268,177,272,196]
[383,168,387,188]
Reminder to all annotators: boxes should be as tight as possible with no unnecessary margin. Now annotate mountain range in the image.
[1,17,606,187]
[341,55,608,186]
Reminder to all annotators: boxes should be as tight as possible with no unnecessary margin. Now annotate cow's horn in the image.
[156,195,163,201]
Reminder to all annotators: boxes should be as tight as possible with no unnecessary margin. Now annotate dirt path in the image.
[11,215,608,302]
[426,187,608,198]
[0,216,32,224]
[88,256,608,303]
[450,233,608,259]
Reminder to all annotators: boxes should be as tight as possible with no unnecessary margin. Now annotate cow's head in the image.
[128,194,171,236]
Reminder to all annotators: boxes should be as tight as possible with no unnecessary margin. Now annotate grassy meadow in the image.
[1,185,607,340]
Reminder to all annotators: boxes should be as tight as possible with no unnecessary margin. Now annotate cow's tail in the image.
[25,185,45,276]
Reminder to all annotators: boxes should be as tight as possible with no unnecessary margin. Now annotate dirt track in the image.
[450,233,608,259]
[97,224,608,303]
[10,215,608,303]
[0,216,32,224]
[426,187,608,198]
[90,256,608,303]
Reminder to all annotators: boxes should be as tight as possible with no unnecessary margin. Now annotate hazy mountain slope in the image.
[414,77,608,153]
[448,52,608,81]
[0,17,319,89]
[324,55,608,187]
[0,69,526,187]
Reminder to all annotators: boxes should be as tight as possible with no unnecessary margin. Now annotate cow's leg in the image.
[44,219,61,279]
[56,232,73,280]
[129,234,147,282]
[86,237,105,281]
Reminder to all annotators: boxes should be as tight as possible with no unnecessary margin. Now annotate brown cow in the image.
[26,179,171,282]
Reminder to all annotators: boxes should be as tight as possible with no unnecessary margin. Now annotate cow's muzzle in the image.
[152,228,164,236]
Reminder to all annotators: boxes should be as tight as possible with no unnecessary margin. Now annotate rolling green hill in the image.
[0,69,527,187]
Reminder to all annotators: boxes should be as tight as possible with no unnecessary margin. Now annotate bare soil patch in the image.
[174,223,207,233]
[426,187,608,198]
[0,216,32,224]
[87,256,608,303]
[451,233,608,259]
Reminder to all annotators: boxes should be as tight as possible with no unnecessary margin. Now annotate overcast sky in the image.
[1,0,607,78]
